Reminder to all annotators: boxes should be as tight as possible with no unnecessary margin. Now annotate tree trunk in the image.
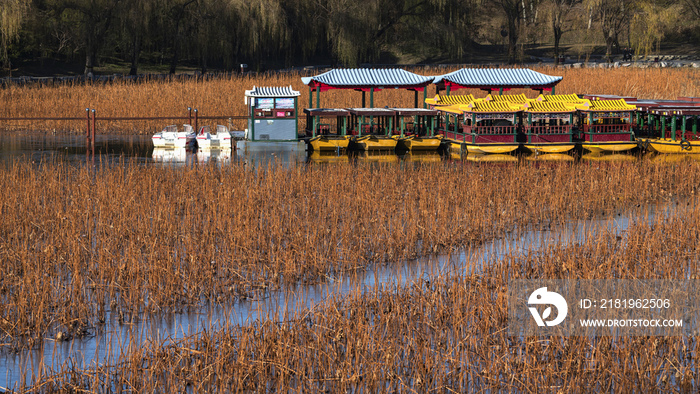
[84,47,95,76]
[553,23,562,65]
[129,34,140,76]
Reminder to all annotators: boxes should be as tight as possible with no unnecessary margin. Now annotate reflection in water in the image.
[352,150,400,163]
[582,152,638,162]
[525,153,575,162]
[399,151,442,163]
[0,132,153,165]
[649,153,700,163]
[152,147,188,163]
[306,150,351,164]
[466,153,518,162]
[0,199,692,390]
[0,132,660,168]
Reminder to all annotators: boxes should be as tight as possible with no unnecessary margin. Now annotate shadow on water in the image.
[0,195,693,389]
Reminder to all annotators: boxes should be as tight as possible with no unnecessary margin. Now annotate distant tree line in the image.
[0,0,697,76]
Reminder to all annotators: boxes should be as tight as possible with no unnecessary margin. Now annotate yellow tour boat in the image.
[395,135,442,151]
[646,138,700,154]
[351,135,399,151]
[580,142,638,153]
[308,135,351,151]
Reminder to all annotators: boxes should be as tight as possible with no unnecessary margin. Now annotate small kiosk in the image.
[244,86,301,141]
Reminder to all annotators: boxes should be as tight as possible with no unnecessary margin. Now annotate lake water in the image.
[1,131,676,168]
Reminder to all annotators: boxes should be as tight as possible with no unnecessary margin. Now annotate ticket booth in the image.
[244,86,301,141]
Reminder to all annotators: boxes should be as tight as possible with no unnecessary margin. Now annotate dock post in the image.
[194,109,198,134]
[188,107,192,125]
[86,108,91,146]
[90,109,96,152]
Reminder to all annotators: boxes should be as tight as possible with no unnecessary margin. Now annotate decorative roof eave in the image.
[245,85,300,97]
[301,68,434,92]
[433,68,563,90]
[443,82,560,91]
[302,81,430,92]
[649,108,700,116]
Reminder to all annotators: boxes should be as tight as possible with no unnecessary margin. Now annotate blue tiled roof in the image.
[301,69,434,88]
[433,68,562,88]
[245,85,300,97]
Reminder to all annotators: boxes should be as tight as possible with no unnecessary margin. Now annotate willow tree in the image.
[0,0,31,73]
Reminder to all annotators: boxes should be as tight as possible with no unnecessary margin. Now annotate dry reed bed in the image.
[0,160,699,349]
[26,198,700,392]
[0,67,697,132]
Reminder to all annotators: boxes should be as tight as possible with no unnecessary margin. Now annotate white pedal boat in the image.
[152,124,196,148]
[196,125,232,149]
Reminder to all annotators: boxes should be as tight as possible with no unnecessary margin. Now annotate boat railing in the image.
[584,124,631,134]
[464,125,517,135]
[525,125,573,134]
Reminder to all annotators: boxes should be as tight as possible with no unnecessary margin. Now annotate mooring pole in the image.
[91,109,96,153]
[194,109,199,133]
[188,107,192,125]
[86,108,91,145]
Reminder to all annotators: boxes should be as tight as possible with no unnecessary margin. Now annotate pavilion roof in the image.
[433,68,562,90]
[301,68,434,91]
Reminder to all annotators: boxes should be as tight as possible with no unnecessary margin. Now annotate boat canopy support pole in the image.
[682,115,687,138]
[316,86,320,109]
[661,116,666,139]
[671,115,677,141]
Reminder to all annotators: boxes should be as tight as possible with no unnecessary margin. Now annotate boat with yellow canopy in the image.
[435,100,521,154]
[578,99,638,153]
[643,107,700,153]
[522,100,578,153]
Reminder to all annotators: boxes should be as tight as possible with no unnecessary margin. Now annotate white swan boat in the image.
[196,125,232,149]
[152,124,196,148]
